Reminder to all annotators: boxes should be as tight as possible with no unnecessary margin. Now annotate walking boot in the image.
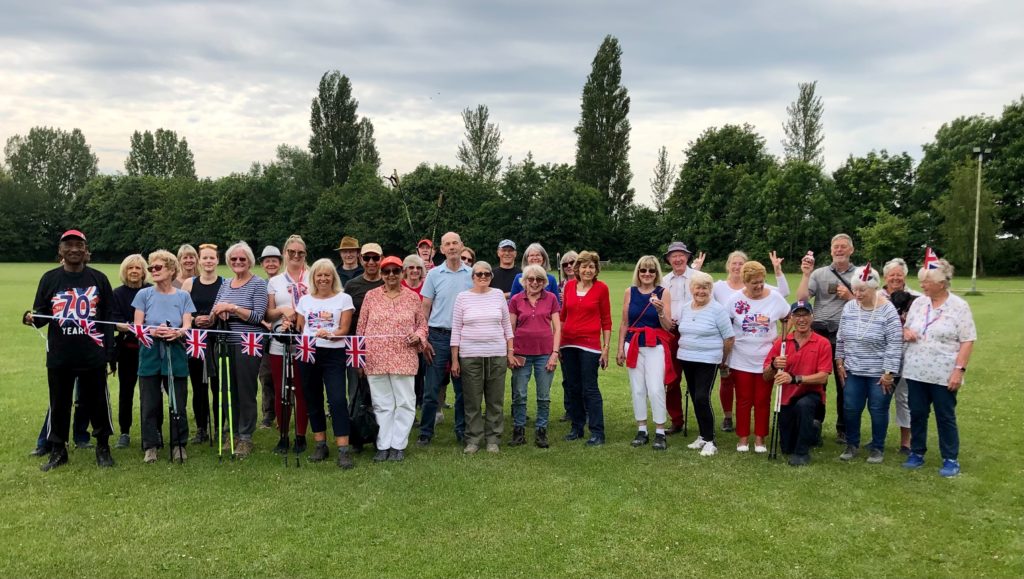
[308,441,329,462]
[96,444,115,467]
[535,427,549,449]
[509,426,526,446]
[41,446,68,472]
[337,445,355,469]
[292,434,307,454]
[273,435,289,455]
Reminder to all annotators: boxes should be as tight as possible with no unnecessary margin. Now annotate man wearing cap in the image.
[661,241,700,434]
[336,236,364,286]
[23,230,116,471]
[343,243,386,407]
[490,239,520,299]
[796,233,857,444]
[417,231,474,446]
[256,245,283,429]
[416,239,435,272]
[762,300,832,466]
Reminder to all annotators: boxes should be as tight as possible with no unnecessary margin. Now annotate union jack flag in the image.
[78,319,104,347]
[131,324,153,348]
[294,335,316,363]
[924,247,940,270]
[241,332,263,357]
[185,329,208,360]
[336,336,351,349]
[346,335,366,369]
[51,286,99,328]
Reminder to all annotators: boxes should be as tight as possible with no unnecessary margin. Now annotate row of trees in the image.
[2,35,1021,274]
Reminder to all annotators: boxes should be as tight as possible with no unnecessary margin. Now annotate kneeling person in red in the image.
[762,300,832,466]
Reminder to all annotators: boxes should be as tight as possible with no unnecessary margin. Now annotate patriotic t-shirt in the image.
[295,292,354,349]
[31,266,115,369]
[725,290,791,373]
[267,269,310,356]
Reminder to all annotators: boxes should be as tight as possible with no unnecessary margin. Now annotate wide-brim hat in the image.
[335,236,360,251]
[663,241,692,262]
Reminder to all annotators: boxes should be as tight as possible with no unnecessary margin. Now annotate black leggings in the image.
[681,360,719,442]
[188,356,219,431]
[116,345,140,434]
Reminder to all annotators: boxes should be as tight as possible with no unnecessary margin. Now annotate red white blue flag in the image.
[294,335,316,363]
[78,319,104,347]
[346,336,366,369]
[185,329,208,360]
[924,247,940,270]
[51,286,99,328]
[131,324,153,348]
[241,332,263,357]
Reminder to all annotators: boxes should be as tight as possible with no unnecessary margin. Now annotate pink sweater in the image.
[451,289,513,358]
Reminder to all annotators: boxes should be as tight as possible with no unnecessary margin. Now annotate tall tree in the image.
[309,71,362,187]
[456,104,503,182]
[989,96,1024,236]
[936,162,997,273]
[124,128,196,178]
[782,81,825,168]
[831,150,914,237]
[650,145,675,212]
[574,34,634,223]
[355,117,381,171]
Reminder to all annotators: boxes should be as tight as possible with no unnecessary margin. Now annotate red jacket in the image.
[560,280,612,352]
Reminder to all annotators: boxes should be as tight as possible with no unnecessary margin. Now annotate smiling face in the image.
[362,253,381,276]
[744,275,766,298]
[179,253,197,274]
[667,250,690,273]
[524,273,546,295]
[526,250,544,266]
[230,251,252,276]
[885,268,906,292]
[691,283,711,306]
[577,261,596,282]
[381,264,403,289]
[285,241,306,268]
[472,265,493,289]
[791,309,813,333]
[562,260,575,278]
[339,248,359,267]
[404,264,423,283]
[497,246,517,267]
[637,264,657,288]
[261,257,280,277]
[728,255,745,277]
[313,269,333,292]
[59,238,87,268]
[831,237,853,266]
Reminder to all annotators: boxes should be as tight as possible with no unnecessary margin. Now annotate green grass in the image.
[1,263,1022,578]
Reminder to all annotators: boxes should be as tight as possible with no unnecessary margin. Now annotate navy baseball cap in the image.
[790,300,813,314]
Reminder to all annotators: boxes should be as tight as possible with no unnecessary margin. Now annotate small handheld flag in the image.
[924,247,940,270]
[240,332,263,357]
[185,329,208,360]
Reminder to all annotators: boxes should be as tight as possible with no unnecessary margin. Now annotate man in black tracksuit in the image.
[23,229,116,471]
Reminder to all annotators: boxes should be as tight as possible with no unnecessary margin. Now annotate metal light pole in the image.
[969,146,991,295]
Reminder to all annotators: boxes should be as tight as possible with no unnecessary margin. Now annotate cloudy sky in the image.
[2,0,1022,205]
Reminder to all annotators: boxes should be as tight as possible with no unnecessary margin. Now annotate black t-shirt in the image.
[338,265,364,288]
[490,266,521,294]
[343,274,385,331]
[32,266,115,369]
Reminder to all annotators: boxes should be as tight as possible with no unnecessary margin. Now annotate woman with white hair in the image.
[901,259,975,477]
[402,254,426,296]
[211,241,269,458]
[509,242,560,301]
[880,256,921,455]
[834,264,903,463]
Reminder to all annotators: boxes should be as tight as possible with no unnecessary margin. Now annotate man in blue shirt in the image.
[417,231,473,445]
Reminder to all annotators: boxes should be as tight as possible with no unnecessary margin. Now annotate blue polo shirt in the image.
[421,261,473,329]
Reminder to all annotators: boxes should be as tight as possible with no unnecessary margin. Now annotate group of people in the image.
[25,229,975,477]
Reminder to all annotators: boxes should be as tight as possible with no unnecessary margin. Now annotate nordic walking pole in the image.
[203,353,213,448]
[224,331,235,460]
[769,319,790,460]
[279,332,292,468]
[285,336,299,468]
[684,387,690,437]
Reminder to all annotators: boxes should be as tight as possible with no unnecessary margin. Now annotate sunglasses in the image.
[639,268,657,275]
[287,250,306,257]
[473,271,493,278]
[362,254,381,262]
[526,276,546,283]
[229,257,248,263]
[382,268,402,276]
[406,266,423,271]
[147,264,164,273]
[563,262,575,268]
[461,257,474,264]
[198,243,218,251]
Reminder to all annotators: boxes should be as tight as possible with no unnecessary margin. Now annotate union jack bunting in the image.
[241,332,263,357]
[336,336,351,349]
[346,335,366,369]
[185,329,208,360]
[131,324,153,348]
[294,335,316,363]
[78,319,104,347]
[924,247,940,270]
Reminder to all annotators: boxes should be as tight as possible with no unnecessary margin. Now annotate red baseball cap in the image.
[60,229,86,242]
[380,256,404,270]
[417,238,433,248]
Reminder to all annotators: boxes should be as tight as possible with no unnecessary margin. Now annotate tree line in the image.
[2,35,1021,274]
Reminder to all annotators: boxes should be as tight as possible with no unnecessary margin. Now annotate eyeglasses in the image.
[526,276,546,283]
[639,268,657,275]
[382,268,402,276]
[473,271,493,279]
[147,264,164,273]
[198,243,218,250]
[362,254,381,262]
[287,250,306,257]
[229,257,247,263]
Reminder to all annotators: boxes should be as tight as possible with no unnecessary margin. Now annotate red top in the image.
[401,279,424,299]
[560,280,612,352]
[763,331,833,406]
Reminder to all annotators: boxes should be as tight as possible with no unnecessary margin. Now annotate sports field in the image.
[1,263,1021,578]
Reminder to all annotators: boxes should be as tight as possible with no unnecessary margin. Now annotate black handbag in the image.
[347,376,379,447]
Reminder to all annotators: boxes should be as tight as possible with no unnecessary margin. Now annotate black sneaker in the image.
[721,417,735,432]
[308,442,329,462]
[373,449,390,462]
[190,429,208,445]
[652,433,668,451]
[273,435,289,455]
[388,449,405,462]
[899,446,911,456]
[535,428,549,449]
[509,427,526,446]
[416,435,431,447]
[292,435,307,454]
[788,453,811,467]
[564,429,584,442]
[75,440,95,450]
[585,435,605,447]
[115,433,131,449]
[836,430,848,445]
[41,447,68,472]
[631,431,650,447]
[336,446,355,469]
[96,445,115,468]
[29,445,49,457]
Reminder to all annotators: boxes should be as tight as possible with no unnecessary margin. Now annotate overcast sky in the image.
[2,0,1022,205]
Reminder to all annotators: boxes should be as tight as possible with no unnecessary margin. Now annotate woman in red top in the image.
[559,250,612,445]
[402,254,426,297]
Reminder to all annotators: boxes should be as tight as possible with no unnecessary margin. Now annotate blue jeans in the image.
[419,328,464,440]
[560,347,604,437]
[511,355,554,429]
[843,373,893,451]
[907,378,959,460]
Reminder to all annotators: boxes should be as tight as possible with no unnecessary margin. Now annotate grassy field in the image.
[1,262,1022,578]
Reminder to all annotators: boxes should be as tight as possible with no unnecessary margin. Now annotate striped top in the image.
[451,288,513,358]
[213,275,269,344]
[835,299,903,376]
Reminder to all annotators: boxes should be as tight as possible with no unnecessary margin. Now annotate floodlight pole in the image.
[969,147,990,295]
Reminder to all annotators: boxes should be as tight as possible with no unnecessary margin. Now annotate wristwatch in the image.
[955,365,967,373]
[793,375,802,385]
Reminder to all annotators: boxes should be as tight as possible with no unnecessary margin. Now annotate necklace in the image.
[855,294,879,340]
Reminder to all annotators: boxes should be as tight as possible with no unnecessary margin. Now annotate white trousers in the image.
[893,377,910,429]
[625,343,667,425]
[367,374,416,451]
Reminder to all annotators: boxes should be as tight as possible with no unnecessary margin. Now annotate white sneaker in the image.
[754,445,768,454]
[736,444,750,453]
[435,410,445,424]
[700,441,718,456]
[144,448,158,463]
[687,436,707,450]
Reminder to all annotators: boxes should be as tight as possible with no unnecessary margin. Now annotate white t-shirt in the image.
[712,275,790,305]
[295,292,355,349]
[267,269,310,355]
[724,290,791,373]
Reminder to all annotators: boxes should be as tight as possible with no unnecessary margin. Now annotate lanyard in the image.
[922,304,942,337]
